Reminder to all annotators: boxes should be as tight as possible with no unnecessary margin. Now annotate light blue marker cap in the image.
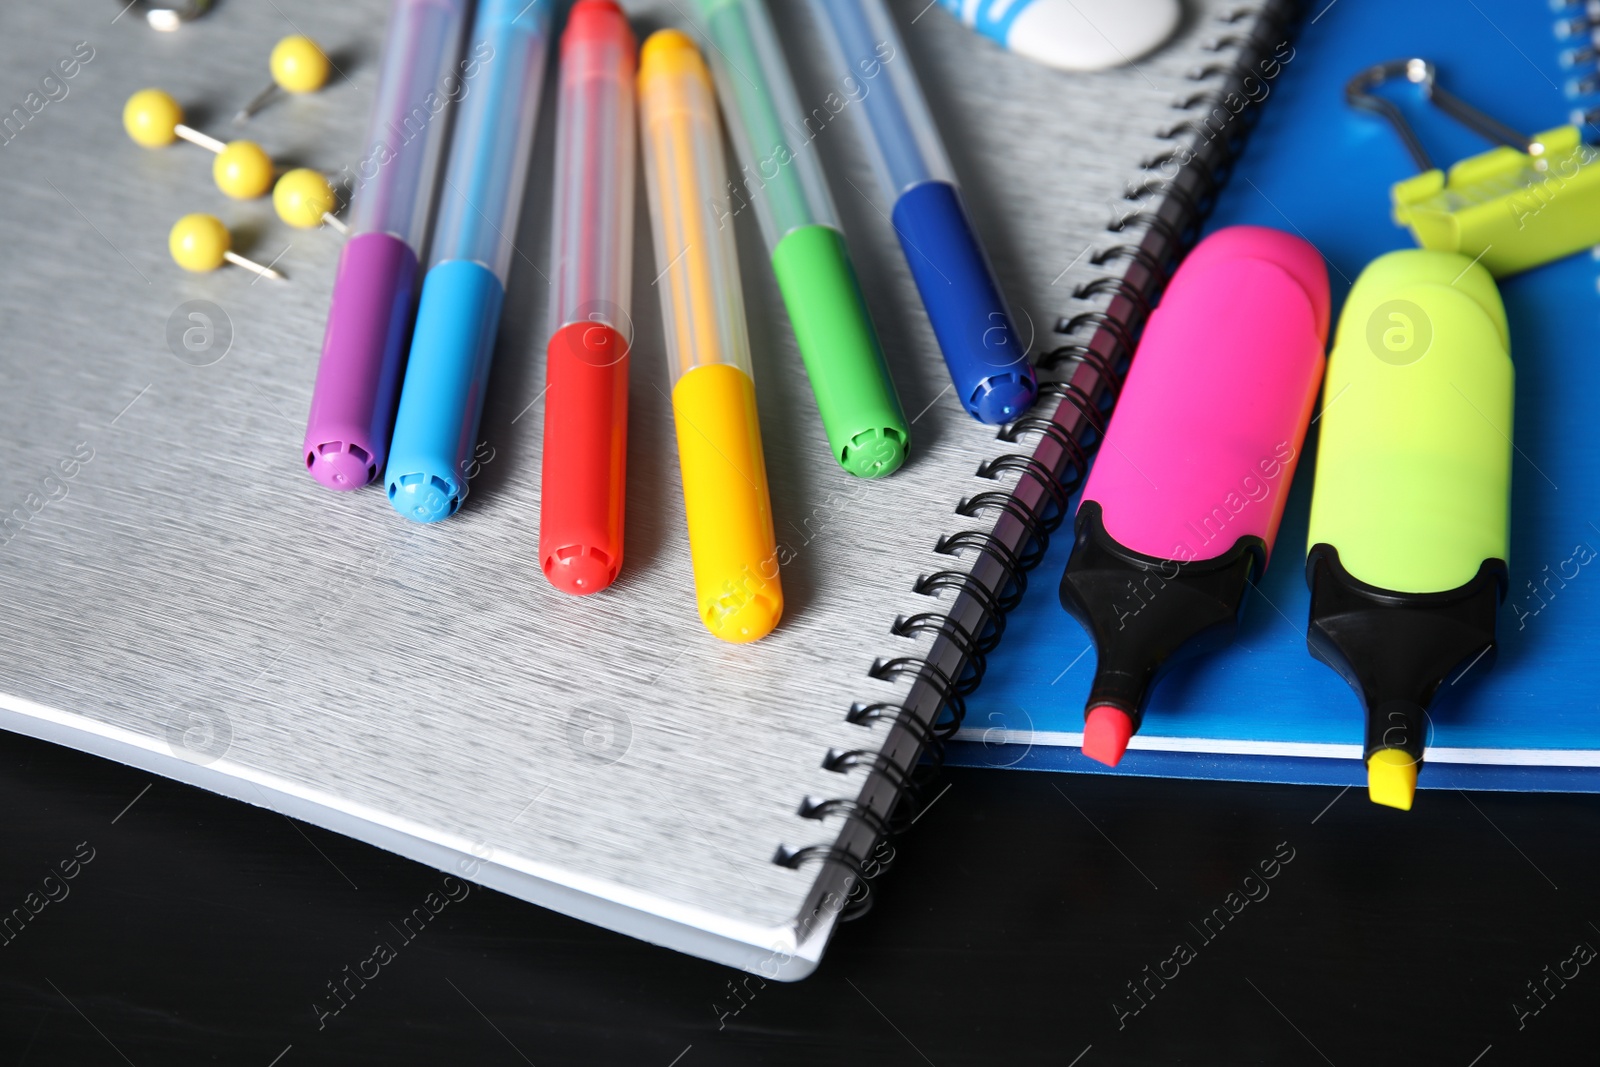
[384,260,505,523]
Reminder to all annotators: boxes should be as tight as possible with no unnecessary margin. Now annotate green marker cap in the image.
[773,225,909,477]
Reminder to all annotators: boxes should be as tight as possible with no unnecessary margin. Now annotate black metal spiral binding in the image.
[872,653,981,703]
[1556,1,1600,47]
[820,745,922,798]
[975,452,1072,529]
[954,491,1050,573]
[867,653,977,752]
[1109,204,1188,248]
[799,795,894,842]
[1030,378,1111,443]
[1557,1,1600,127]
[1072,276,1155,321]
[1090,241,1170,280]
[935,530,1028,601]
[1050,310,1138,365]
[911,570,1008,637]
[894,608,1003,662]
[772,0,1304,923]
[892,612,985,665]
[1126,175,1204,225]
[1035,340,1125,396]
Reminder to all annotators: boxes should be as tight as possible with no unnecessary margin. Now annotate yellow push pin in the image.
[123,89,276,199]
[235,35,332,122]
[168,213,284,280]
[272,168,348,233]
[212,141,274,200]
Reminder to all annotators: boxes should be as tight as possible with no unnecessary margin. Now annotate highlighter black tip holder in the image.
[1306,545,1506,765]
[1059,501,1265,733]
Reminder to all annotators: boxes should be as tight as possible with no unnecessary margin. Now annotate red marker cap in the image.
[562,0,634,56]
[540,322,629,595]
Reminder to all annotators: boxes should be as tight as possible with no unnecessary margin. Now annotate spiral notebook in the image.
[0,0,1290,976]
[947,0,1600,792]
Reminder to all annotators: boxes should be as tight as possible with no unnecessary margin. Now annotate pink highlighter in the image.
[1059,225,1329,766]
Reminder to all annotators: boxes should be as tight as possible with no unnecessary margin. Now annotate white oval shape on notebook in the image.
[943,0,1182,72]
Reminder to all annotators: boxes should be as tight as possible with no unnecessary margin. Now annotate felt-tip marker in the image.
[639,30,783,642]
[694,0,910,477]
[385,0,554,523]
[1058,226,1329,766]
[303,0,469,490]
[810,0,1037,425]
[540,0,637,594]
[1305,249,1514,810]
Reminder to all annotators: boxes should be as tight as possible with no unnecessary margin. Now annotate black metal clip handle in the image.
[1346,58,1537,172]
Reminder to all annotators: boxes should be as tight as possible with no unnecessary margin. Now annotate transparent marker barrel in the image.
[351,0,474,246]
[304,0,469,491]
[423,0,551,285]
[695,0,908,477]
[639,29,783,642]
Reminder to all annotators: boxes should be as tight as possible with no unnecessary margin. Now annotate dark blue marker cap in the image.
[890,179,1037,424]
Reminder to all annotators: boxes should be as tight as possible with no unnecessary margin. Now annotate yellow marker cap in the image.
[639,28,704,81]
[671,363,783,643]
[1367,748,1418,811]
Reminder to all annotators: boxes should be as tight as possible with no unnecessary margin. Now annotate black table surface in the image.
[1,729,1595,1065]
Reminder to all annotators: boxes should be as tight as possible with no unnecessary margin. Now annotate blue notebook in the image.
[948,0,1600,791]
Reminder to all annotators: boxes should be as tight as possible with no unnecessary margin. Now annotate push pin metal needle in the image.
[169,214,285,280]
[235,35,331,122]
[124,89,275,199]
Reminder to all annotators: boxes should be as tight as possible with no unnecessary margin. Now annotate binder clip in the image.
[1347,58,1600,277]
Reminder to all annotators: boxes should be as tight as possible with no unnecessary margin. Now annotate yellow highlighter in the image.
[638,30,783,643]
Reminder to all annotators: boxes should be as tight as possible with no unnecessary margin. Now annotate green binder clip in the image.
[1347,58,1600,277]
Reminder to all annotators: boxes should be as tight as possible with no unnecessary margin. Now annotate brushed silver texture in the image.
[0,0,1256,974]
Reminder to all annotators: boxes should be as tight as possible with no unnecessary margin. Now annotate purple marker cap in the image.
[303,233,418,491]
